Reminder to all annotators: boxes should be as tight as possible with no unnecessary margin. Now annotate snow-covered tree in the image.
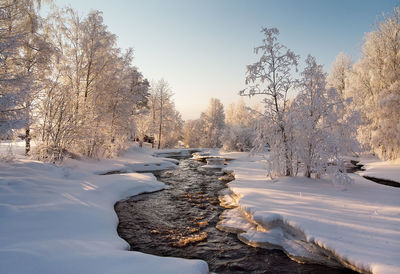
[151,79,172,149]
[293,55,354,185]
[327,53,360,156]
[327,52,352,97]
[293,55,330,178]
[183,119,203,148]
[222,100,256,151]
[143,79,183,149]
[240,27,299,176]
[0,0,42,138]
[346,7,400,160]
[200,98,225,148]
[34,8,150,160]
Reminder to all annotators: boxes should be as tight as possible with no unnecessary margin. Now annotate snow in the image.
[152,148,198,159]
[0,145,208,274]
[0,140,26,156]
[64,146,179,175]
[358,157,400,183]
[219,152,400,274]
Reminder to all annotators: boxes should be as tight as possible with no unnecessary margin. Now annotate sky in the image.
[51,0,398,120]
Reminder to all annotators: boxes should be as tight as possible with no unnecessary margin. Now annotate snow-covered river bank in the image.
[0,147,207,274]
[219,152,400,274]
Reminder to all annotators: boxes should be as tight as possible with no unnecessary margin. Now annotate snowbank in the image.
[219,152,400,274]
[63,146,179,175]
[0,147,208,274]
[358,157,400,183]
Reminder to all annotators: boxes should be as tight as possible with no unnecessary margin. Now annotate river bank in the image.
[219,152,400,274]
[0,145,207,274]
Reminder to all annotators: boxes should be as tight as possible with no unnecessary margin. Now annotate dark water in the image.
[115,159,356,273]
[348,160,400,187]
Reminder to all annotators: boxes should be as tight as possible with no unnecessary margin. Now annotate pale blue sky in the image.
[52,0,398,119]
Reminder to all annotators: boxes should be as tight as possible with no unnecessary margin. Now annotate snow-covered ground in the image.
[219,152,400,274]
[0,144,208,274]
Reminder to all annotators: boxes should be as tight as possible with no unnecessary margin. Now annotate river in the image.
[115,158,356,273]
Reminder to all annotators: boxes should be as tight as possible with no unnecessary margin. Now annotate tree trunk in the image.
[25,127,31,156]
[304,165,311,178]
[281,127,292,176]
[157,121,162,149]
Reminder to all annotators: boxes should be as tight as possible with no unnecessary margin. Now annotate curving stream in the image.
[115,158,356,273]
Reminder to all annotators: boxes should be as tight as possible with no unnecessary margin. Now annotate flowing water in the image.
[115,159,356,273]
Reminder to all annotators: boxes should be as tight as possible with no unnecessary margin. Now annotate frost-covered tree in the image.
[293,55,353,185]
[240,27,299,176]
[35,8,150,160]
[327,52,352,97]
[327,53,360,156]
[183,119,203,148]
[200,98,225,148]
[144,79,183,149]
[0,0,42,138]
[346,7,400,160]
[161,106,183,148]
[222,100,256,151]
[151,79,172,149]
[293,55,330,178]
[225,99,252,127]
[21,19,54,155]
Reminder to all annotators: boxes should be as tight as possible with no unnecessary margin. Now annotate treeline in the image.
[1,1,399,173]
[183,98,258,152]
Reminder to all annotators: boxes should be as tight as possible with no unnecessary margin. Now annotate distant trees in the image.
[240,27,299,176]
[200,98,225,148]
[183,98,225,148]
[221,100,256,151]
[146,79,183,149]
[183,119,202,148]
[327,52,352,97]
